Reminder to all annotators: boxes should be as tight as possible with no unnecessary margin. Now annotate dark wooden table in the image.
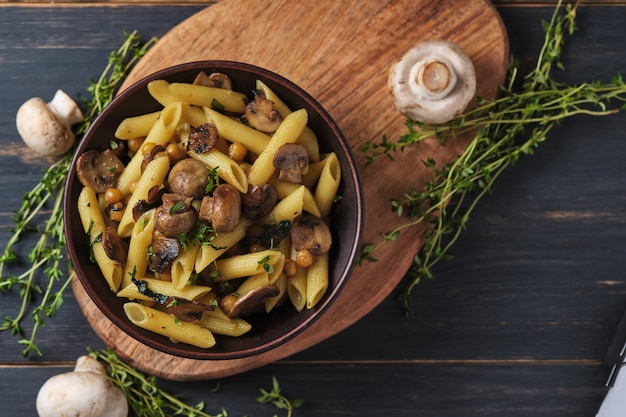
[2,1,626,416]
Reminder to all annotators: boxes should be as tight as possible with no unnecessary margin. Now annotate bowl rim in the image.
[64,60,365,360]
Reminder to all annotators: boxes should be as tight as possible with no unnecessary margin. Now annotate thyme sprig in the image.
[90,348,302,417]
[0,30,157,356]
[360,1,626,312]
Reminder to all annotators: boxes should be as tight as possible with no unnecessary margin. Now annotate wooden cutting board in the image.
[73,0,509,380]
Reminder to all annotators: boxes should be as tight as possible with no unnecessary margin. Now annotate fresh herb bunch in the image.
[360,1,626,312]
[0,30,158,356]
[90,348,302,417]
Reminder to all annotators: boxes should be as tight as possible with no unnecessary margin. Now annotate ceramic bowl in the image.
[63,61,364,359]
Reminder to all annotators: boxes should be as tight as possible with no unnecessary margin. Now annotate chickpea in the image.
[283,259,298,276]
[104,187,123,204]
[107,201,125,222]
[127,137,144,153]
[220,294,238,315]
[295,250,314,268]
[166,143,186,163]
[228,142,248,162]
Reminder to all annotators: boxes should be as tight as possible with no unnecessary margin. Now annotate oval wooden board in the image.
[73,0,509,380]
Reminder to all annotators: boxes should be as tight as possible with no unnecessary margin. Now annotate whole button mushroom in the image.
[16,89,85,157]
[36,355,128,417]
[211,184,241,233]
[167,158,209,199]
[389,39,476,124]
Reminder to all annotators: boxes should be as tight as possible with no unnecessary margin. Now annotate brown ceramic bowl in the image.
[63,61,364,360]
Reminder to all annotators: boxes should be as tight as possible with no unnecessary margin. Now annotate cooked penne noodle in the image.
[255,80,320,161]
[171,241,202,290]
[197,303,252,337]
[263,184,321,223]
[117,277,211,302]
[204,107,270,155]
[117,155,170,237]
[188,147,248,193]
[116,102,182,196]
[114,111,161,140]
[315,152,341,217]
[212,250,284,282]
[265,273,287,313]
[267,178,322,218]
[306,253,329,309]
[122,209,156,289]
[123,303,216,348]
[147,79,180,106]
[287,268,307,312]
[77,187,124,292]
[247,109,308,186]
[168,82,248,113]
[195,217,254,272]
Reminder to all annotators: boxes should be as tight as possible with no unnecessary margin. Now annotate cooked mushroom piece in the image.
[211,184,241,233]
[245,90,282,132]
[166,297,215,322]
[141,144,168,172]
[76,149,125,193]
[187,123,219,154]
[193,71,233,90]
[221,285,280,318]
[147,236,180,274]
[242,184,278,219]
[290,214,332,256]
[101,226,128,265]
[167,158,209,199]
[273,143,309,183]
[154,193,197,238]
[132,185,165,221]
[388,39,476,124]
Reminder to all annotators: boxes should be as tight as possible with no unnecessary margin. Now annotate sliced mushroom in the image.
[101,226,128,265]
[211,184,241,233]
[221,285,280,318]
[141,144,168,172]
[132,185,165,221]
[242,184,278,219]
[167,158,209,199]
[193,71,233,90]
[290,214,332,256]
[166,297,215,322]
[147,236,180,274]
[245,90,282,133]
[76,149,124,193]
[154,193,197,237]
[273,143,309,183]
[187,123,219,154]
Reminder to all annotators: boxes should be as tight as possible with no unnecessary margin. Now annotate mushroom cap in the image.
[16,97,76,157]
[167,158,209,199]
[389,39,476,124]
[211,184,242,233]
[36,370,128,417]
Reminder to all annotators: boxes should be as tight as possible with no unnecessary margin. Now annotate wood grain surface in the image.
[73,0,510,380]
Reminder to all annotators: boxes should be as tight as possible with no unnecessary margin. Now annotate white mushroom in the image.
[36,355,128,417]
[16,89,84,157]
[388,40,476,124]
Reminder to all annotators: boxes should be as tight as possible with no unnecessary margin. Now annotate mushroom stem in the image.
[47,89,85,126]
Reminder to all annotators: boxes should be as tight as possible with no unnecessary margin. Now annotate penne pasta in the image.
[247,109,308,186]
[169,82,248,113]
[114,111,162,140]
[306,253,329,309]
[204,107,270,155]
[315,152,341,217]
[188,147,248,193]
[123,303,216,348]
[122,209,156,289]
